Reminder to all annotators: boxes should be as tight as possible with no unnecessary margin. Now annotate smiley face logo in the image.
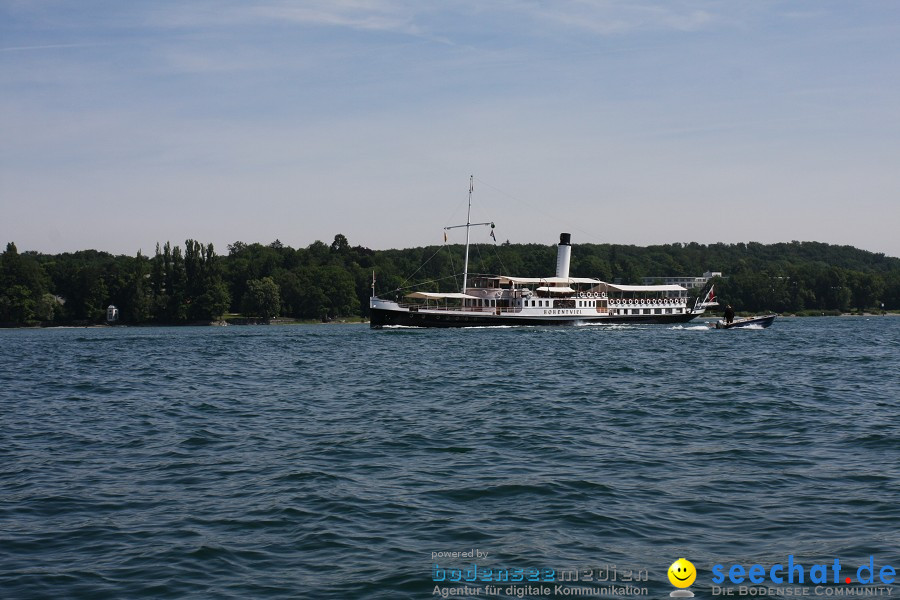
[668,558,696,588]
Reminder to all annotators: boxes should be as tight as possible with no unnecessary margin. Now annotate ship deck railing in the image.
[607,299,687,307]
[397,303,514,313]
[397,298,688,311]
[396,303,615,315]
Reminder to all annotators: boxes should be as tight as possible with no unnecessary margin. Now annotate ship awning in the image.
[405,292,480,300]
[602,284,687,292]
[500,276,600,285]
[536,286,576,294]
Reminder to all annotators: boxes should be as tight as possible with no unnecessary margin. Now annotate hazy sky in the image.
[2,1,899,258]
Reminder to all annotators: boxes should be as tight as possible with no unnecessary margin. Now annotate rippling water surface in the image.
[2,318,899,599]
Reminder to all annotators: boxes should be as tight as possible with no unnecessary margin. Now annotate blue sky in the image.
[2,1,899,258]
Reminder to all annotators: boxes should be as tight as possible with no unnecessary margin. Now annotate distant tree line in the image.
[1,236,899,325]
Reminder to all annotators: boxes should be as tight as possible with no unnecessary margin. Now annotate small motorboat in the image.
[715,314,777,329]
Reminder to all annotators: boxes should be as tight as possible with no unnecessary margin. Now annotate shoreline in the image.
[3,313,899,330]
[0,318,370,330]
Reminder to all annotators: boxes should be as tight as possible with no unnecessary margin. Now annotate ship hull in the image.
[370,306,699,328]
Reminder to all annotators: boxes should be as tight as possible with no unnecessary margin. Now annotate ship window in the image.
[643,309,651,315]
[654,309,662,314]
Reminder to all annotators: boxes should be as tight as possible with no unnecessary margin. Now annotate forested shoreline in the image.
[1,234,898,326]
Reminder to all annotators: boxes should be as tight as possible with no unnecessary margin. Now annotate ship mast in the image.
[462,176,473,293]
[445,175,494,294]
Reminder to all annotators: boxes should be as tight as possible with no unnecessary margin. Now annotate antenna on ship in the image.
[444,175,494,294]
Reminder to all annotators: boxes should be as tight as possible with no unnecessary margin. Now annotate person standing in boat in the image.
[724,304,735,324]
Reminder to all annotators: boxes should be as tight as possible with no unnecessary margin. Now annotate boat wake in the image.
[573,321,640,329]
[670,325,710,331]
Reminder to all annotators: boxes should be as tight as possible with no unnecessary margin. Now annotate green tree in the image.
[126,251,152,323]
[850,272,884,311]
[184,241,230,320]
[330,233,350,254]
[318,266,358,319]
[195,280,231,320]
[35,293,61,321]
[0,285,34,323]
[170,245,187,321]
[0,242,50,323]
[242,277,281,319]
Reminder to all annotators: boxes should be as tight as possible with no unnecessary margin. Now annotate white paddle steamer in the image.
[369,179,716,328]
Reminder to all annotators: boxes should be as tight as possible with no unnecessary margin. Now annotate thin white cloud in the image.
[250,3,421,35]
[137,0,423,36]
[0,42,110,52]
[131,0,729,40]
[492,0,723,35]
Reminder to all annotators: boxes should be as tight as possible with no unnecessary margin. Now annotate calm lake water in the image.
[1,318,898,599]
